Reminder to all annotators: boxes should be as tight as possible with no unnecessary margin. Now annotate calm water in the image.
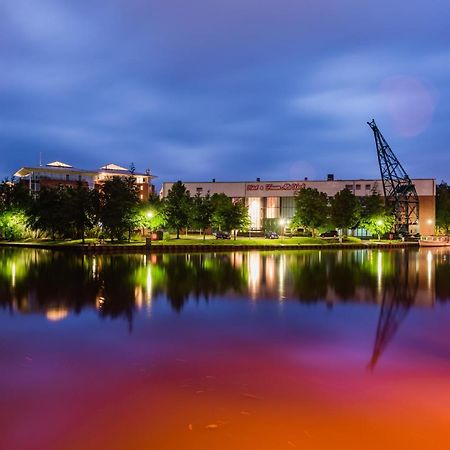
[1,247,450,450]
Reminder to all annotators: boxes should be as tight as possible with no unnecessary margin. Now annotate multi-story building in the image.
[14,161,155,201]
[162,174,436,236]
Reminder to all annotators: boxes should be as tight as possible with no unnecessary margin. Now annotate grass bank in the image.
[0,235,414,252]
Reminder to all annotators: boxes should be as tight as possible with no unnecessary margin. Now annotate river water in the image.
[1,247,449,450]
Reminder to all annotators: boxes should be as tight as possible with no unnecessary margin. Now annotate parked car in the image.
[265,231,279,239]
[214,231,231,239]
[320,230,338,238]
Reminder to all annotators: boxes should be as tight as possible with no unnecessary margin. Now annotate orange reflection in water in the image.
[2,325,450,450]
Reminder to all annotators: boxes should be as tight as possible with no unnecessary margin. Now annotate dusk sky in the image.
[1,0,450,187]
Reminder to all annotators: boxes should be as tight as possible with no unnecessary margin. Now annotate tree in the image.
[66,182,98,243]
[191,192,213,240]
[229,199,251,239]
[99,177,140,242]
[0,210,29,240]
[329,188,361,242]
[0,179,31,211]
[27,187,69,240]
[360,192,396,240]
[291,188,329,236]
[436,182,450,234]
[0,179,31,241]
[164,181,191,239]
[134,196,167,234]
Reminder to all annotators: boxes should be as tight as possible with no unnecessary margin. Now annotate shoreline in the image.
[0,241,419,254]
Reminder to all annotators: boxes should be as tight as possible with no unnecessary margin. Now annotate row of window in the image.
[345,183,372,191]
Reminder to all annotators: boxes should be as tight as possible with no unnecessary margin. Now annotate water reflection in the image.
[1,247,449,358]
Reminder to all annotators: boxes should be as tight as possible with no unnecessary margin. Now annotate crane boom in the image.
[367,120,419,234]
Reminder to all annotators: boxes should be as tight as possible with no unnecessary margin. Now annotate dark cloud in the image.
[1,0,450,187]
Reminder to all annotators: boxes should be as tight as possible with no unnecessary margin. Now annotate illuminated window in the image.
[247,197,262,229]
[266,197,280,218]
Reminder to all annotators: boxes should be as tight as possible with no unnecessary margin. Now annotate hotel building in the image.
[14,161,156,201]
[162,175,436,236]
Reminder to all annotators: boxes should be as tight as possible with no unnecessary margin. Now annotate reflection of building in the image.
[15,161,156,201]
[161,175,436,235]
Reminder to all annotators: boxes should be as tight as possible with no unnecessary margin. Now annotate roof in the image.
[14,166,98,178]
[100,163,129,171]
[46,161,73,168]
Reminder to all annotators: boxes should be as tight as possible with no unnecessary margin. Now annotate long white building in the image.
[162,175,436,236]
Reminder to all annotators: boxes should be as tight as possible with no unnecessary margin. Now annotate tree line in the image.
[0,179,251,242]
[292,186,396,240]
[1,178,449,242]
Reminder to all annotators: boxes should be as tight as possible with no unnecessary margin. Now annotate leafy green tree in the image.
[210,194,250,239]
[99,177,140,242]
[0,210,29,240]
[66,182,98,243]
[291,188,329,237]
[360,192,396,240]
[436,182,450,234]
[229,199,250,239]
[211,193,233,232]
[0,179,32,241]
[164,181,191,239]
[134,196,167,234]
[329,188,361,241]
[0,179,31,211]
[191,192,213,240]
[27,187,69,239]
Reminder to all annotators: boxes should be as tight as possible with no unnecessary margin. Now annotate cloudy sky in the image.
[1,0,449,187]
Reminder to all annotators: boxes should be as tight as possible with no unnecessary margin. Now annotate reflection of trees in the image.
[435,252,450,302]
[155,254,247,311]
[0,249,97,314]
[369,251,418,369]
[0,247,425,340]
[0,249,248,323]
[289,251,381,302]
[291,257,327,302]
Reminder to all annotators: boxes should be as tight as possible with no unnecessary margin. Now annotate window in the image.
[345,184,353,190]
[365,184,371,190]
[196,187,203,193]
[355,184,361,190]
[266,197,280,219]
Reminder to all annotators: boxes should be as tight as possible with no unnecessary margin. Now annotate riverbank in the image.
[0,236,418,253]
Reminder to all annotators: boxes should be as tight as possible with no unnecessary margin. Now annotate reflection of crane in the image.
[367,120,419,234]
[369,252,418,369]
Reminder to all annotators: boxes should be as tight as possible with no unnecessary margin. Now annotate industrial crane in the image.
[367,120,419,235]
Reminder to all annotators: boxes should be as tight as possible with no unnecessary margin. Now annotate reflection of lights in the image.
[278,254,286,301]
[248,251,260,300]
[377,251,383,294]
[92,257,97,278]
[11,263,16,288]
[96,296,105,309]
[427,251,433,290]
[46,308,69,322]
[427,219,433,225]
[265,256,276,290]
[146,266,153,314]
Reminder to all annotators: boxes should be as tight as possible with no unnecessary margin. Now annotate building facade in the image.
[162,175,436,236]
[15,161,155,201]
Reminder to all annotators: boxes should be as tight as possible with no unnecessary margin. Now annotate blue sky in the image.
[1,0,450,187]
